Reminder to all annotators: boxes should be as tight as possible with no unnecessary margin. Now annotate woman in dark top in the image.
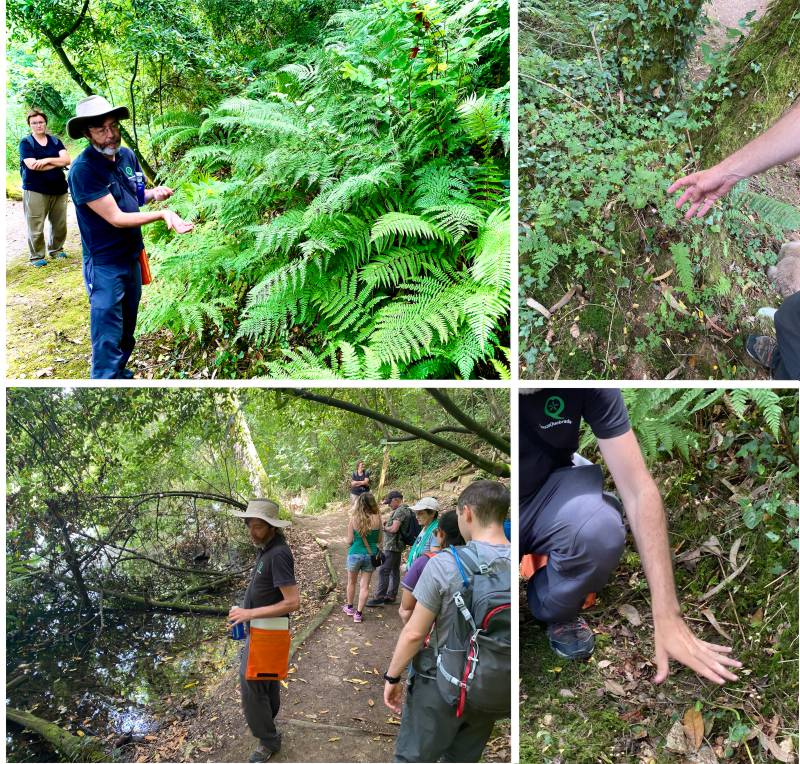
[349,459,370,508]
[19,109,71,266]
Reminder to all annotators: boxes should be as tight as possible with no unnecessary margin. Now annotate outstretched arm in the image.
[599,430,742,684]
[668,102,800,219]
[86,193,194,232]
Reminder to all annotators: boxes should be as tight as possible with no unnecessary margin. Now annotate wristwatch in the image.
[383,671,402,684]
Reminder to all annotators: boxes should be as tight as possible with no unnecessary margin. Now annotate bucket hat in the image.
[230,498,292,528]
[67,95,130,139]
[410,497,439,513]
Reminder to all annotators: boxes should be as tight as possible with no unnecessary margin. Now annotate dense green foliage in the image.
[139,0,510,379]
[522,388,799,762]
[519,0,799,379]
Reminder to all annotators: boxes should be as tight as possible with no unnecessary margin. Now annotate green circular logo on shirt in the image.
[544,396,565,420]
[124,166,133,177]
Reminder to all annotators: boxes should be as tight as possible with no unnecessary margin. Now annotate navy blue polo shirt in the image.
[19,135,68,195]
[68,145,144,262]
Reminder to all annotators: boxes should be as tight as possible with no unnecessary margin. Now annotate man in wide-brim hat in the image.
[228,499,299,763]
[66,95,194,379]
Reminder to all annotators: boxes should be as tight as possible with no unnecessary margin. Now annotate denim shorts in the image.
[346,553,374,573]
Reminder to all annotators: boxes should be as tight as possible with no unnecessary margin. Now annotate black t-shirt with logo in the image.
[243,533,297,610]
[519,389,631,501]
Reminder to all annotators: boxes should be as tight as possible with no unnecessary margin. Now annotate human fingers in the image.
[653,642,670,684]
[684,199,706,220]
[699,640,735,654]
[667,175,696,195]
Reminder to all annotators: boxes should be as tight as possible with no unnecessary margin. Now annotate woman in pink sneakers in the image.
[343,493,383,623]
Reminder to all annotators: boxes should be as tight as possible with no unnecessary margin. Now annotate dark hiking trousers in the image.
[240,642,282,752]
[374,550,402,601]
[520,465,625,624]
[772,291,800,380]
[393,674,498,762]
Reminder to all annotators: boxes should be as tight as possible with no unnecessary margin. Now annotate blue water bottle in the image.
[229,621,245,640]
[134,171,145,206]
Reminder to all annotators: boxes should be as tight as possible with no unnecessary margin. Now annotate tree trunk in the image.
[698,0,800,165]
[377,445,391,495]
[47,500,93,611]
[7,707,105,762]
[223,392,271,497]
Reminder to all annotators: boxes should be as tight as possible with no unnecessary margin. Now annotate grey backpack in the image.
[434,545,511,717]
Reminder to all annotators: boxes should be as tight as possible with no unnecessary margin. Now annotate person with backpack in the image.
[520,389,742,685]
[20,110,72,267]
[397,509,465,624]
[405,497,439,565]
[384,480,510,762]
[366,490,413,607]
[343,492,383,623]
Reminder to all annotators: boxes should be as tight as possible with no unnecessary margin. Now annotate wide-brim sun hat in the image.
[410,497,439,513]
[67,95,130,139]
[230,498,292,528]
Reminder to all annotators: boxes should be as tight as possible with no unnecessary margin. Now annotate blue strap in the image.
[447,547,472,589]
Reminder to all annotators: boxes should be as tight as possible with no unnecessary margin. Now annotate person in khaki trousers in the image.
[19,109,72,267]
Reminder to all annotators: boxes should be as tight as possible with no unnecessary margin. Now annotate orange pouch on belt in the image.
[139,249,152,285]
[246,627,290,681]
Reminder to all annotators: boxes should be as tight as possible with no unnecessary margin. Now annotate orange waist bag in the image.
[246,626,291,681]
[139,249,152,285]
[520,554,596,610]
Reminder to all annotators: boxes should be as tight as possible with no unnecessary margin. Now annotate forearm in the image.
[109,209,166,228]
[387,624,426,675]
[717,102,800,179]
[626,484,681,620]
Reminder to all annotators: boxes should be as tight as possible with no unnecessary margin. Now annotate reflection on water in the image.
[6,608,224,762]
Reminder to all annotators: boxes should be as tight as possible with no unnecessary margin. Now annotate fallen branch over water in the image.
[6,707,106,762]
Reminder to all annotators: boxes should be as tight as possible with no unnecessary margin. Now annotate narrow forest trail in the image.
[185,502,404,763]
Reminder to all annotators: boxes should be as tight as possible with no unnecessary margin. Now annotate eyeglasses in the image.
[88,121,120,135]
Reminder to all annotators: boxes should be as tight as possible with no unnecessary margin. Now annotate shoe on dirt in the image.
[342,604,355,616]
[383,597,396,605]
[248,743,277,762]
[365,598,385,607]
[745,334,777,370]
[31,259,48,267]
[353,611,363,623]
[546,616,595,660]
[52,251,68,259]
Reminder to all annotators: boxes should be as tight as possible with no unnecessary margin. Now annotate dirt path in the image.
[182,504,403,763]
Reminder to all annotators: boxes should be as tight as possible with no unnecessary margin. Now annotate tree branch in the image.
[54,0,90,44]
[426,389,510,454]
[382,425,473,443]
[285,390,509,477]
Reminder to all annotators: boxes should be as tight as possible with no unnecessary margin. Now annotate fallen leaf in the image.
[35,367,54,378]
[596,660,612,669]
[729,537,742,569]
[558,689,575,698]
[76,730,85,737]
[144,735,157,741]
[618,603,642,626]
[345,678,369,685]
[569,322,580,339]
[700,609,732,641]
[183,681,198,689]
[604,679,625,697]
[328,737,341,743]
[280,680,288,689]
[386,718,401,725]
[547,666,562,673]
[757,730,795,762]
[689,745,719,764]
[368,699,375,707]
[665,719,691,754]
[683,707,704,751]
[526,297,552,319]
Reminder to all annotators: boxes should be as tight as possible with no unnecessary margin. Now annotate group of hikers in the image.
[227,478,511,763]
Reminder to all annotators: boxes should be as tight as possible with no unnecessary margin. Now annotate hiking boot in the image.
[30,259,48,267]
[383,597,397,605]
[365,598,385,608]
[746,335,777,371]
[546,616,595,660]
[342,604,355,616]
[353,611,363,623]
[52,251,68,259]
[248,743,278,762]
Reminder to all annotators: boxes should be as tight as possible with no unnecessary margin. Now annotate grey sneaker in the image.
[249,743,278,762]
[745,335,777,370]
[546,616,595,660]
[365,598,385,607]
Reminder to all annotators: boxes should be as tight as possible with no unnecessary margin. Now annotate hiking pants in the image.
[374,550,402,601]
[82,254,142,378]
[520,465,625,624]
[240,643,282,752]
[393,674,497,762]
[23,190,67,261]
[773,291,800,380]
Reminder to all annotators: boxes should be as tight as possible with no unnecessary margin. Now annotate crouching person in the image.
[383,480,511,763]
[228,499,300,763]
